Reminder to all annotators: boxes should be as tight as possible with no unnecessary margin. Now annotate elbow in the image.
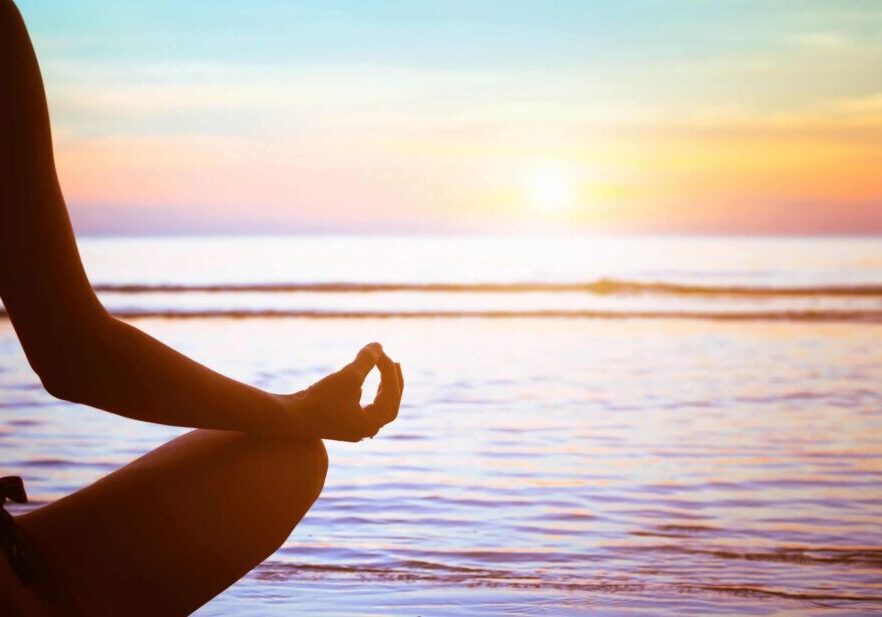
[30,318,116,405]
[39,373,74,402]
[34,353,90,404]
[9,289,116,404]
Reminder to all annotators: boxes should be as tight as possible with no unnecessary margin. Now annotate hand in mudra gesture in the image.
[288,343,404,442]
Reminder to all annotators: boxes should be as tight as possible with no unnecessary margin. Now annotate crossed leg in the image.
[9,430,328,615]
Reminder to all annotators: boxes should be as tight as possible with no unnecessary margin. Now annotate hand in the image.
[286,343,404,442]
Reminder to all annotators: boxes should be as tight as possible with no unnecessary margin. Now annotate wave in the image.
[91,279,882,297]
[4,308,881,322]
[252,557,882,603]
[634,544,882,567]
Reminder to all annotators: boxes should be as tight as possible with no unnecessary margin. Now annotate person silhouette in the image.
[0,1,403,613]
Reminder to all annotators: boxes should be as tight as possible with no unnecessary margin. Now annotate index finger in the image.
[369,353,401,421]
[347,342,383,382]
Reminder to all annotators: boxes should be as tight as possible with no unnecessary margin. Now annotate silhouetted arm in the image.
[0,1,402,439]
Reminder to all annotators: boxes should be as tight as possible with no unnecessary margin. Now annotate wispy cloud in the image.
[16,0,882,234]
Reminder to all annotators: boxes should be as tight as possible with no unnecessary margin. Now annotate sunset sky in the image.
[18,0,882,235]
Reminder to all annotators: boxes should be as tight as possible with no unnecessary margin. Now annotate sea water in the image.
[2,235,881,615]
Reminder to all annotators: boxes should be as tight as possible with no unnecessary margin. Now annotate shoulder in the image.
[0,1,25,33]
[0,2,28,54]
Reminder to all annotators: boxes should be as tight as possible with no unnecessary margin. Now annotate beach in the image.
[2,236,881,614]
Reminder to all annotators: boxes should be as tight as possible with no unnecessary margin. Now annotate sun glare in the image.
[528,165,576,214]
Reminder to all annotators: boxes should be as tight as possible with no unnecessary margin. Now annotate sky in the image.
[16,0,882,235]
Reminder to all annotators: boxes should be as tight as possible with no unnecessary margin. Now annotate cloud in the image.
[30,2,882,236]
[788,32,854,52]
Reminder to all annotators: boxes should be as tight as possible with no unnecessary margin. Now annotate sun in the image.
[527,164,576,213]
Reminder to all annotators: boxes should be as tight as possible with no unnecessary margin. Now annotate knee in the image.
[240,436,328,553]
[231,433,327,509]
[307,438,329,503]
[251,435,327,505]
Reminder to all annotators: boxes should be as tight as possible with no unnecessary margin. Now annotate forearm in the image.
[44,313,297,434]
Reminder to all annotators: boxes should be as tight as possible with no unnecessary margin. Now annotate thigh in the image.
[0,550,55,616]
[17,430,327,616]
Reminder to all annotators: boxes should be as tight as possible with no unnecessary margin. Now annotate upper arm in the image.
[0,0,107,381]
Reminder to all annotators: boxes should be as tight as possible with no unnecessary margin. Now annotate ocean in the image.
[2,235,881,615]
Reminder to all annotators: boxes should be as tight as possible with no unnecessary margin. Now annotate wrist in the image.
[262,391,304,437]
